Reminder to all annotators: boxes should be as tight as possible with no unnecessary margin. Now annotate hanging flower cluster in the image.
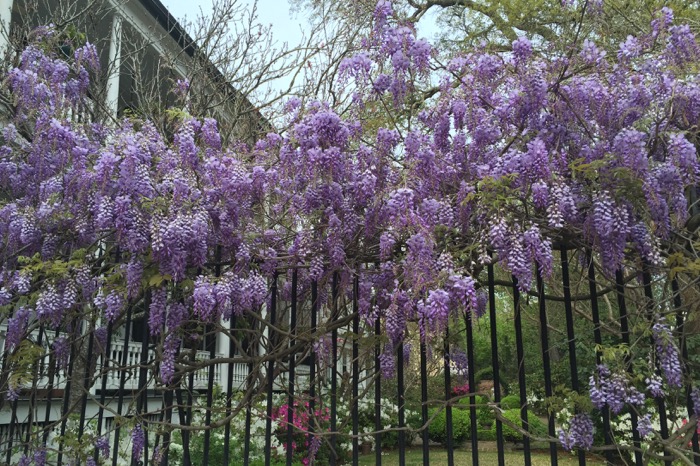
[0,1,699,460]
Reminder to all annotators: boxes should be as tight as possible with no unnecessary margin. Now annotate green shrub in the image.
[493,409,547,442]
[474,368,509,389]
[427,407,471,444]
[456,395,495,429]
[499,395,521,410]
[476,396,495,428]
[474,367,494,382]
[477,428,497,441]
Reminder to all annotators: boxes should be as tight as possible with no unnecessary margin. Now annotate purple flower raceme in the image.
[3,15,700,464]
[96,435,110,458]
[52,336,70,371]
[450,349,469,379]
[691,387,700,415]
[152,445,163,464]
[33,449,47,466]
[637,414,654,438]
[94,290,125,323]
[307,435,322,464]
[402,343,412,366]
[5,383,20,401]
[313,334,332,370]
[161,334,180,384]
[131,424,145,462]
[193,275,217,322]
[418,289,451,339]
[589,365,645,414]
[646,374,664,398]
[449,274,478,312]
[386,299,406,346]
[652,318,683,388]
[0,277,15,299]
[175,78,189,98]
[379,348,396,379]
[149,288,167,336]
[167,303,189,331]
[512,36,533,61]
[125,258,143,300]
[558,414,594,451]
[36,283,63,327]
[5,306,31,351]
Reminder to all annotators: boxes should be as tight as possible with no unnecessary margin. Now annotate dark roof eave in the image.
[136,0,198,57]
[135,0,274,133]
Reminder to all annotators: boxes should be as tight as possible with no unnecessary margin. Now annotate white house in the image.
[0,0,267,460]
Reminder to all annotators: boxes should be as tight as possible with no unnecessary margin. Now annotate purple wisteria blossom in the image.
[559,414,594,451]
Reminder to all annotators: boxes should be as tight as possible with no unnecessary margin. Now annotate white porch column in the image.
[217,317,230,391]
[106,14,122,118]
[0,0,12,60]
[260,303,268,380]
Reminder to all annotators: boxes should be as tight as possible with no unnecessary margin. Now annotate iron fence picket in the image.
[330,271,339,466]
[419,339,430,466]
[587,254,615,464]
[614,269,643,466]
[137,293,151,466]
[487,261,506,466]
[641,267,672,466]
[223,316,236,466]
[244,311,257,466]
[672,278,700,465]
[183,331,197,466]
[159,386,175,466]
[374,311,383,466]
[5,259,700,466]
[465,305,479,466]
[58,318,81,466]
[397,340,406,466]
[94,322,114,463]
[42,329,61,446]
[77,325,96,453]
[512,276,532,466]
[352,274,360,466]
[111,305,133,466]
[536,267,558,466]
[204,249,223,466]
[560,248,587,466]
[308,280,318,456]
[443,325,455,466]
[264,272,278,466]
[23,324,44,457]
[285,269,298,466]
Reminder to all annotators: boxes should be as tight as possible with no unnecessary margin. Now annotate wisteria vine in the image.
[0,1,699,463]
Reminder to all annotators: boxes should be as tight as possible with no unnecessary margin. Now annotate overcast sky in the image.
[162,0,305,48]
[160,0,440,102]
[161,0,440,47]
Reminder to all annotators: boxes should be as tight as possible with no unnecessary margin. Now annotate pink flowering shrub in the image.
[271,400,344,465]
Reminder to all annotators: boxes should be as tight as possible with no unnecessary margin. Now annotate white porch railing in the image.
[0,324,234,393]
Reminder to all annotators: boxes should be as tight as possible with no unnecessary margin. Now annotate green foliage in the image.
[477,428,498,441]
[474,367,494,382]
[427,407,472,444]
[500,395,521,410]
[7,340,44,388]
[476,397,496,428]
[494,409,547,442]
[435,0,700,54]
[456,395,495,429]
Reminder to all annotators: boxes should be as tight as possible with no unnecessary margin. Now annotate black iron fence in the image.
[0,249,699,466]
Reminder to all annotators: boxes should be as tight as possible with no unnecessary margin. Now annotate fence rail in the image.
[0,252,699,466]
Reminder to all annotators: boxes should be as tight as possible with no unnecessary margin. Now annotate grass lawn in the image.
[358,447,607,465]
